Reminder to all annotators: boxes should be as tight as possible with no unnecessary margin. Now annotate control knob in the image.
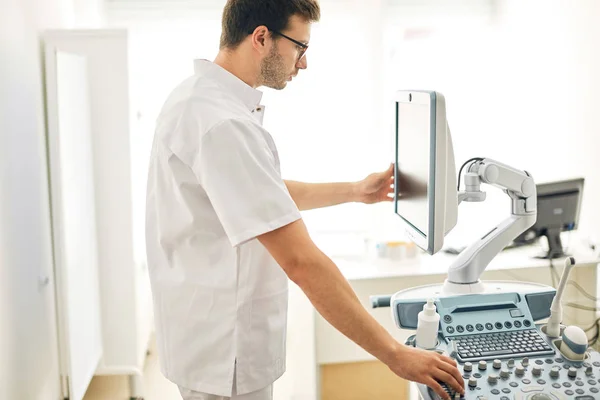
[464,362,473,372]
[522,357,530,367]
[500,369,510,379]
[468,377,478,388]
[478,360,487,371]
[507,359,515,368]
[532,366,542,376]
[550,366,560,378]
[515,366,525,376]
[493,359,502,369]
[568,367,577,378]
[488,374,498,384]
[586,366,593,376]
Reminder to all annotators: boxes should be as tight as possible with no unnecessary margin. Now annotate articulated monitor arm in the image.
[446,159,537,289]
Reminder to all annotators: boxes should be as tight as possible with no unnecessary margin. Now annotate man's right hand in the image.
[387,345,465,400]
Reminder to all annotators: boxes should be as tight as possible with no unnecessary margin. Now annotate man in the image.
[145,1,465,399]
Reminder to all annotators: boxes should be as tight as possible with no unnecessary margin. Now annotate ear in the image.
[251,25,271,56]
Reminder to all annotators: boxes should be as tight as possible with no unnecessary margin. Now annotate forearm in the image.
[289,250,403,366]
[284,180,360,211]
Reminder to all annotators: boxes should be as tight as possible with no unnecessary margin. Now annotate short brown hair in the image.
[220,0,321,50]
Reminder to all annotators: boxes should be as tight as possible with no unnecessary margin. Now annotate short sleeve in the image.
[194,118,301,247]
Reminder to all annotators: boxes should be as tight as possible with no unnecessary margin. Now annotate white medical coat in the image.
[145,59,302,396]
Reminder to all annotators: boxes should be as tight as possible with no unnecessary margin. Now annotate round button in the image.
[565,390,574,396]
[485,323,493,330]
[501,388,511,394]
[563,382,571,387]
[473,373,482,378]
[464,362,472,372]
[545,358,554,364]
[444,315,452,323]
[523,319,531,327]
[576,389,585,395]
[594,361,600,367]
[493,359,502,369]
[555,358,564,363]
[514,320,522,328]
[479,361,487,371]
[475,323,484,331]
[591,387,599,393]
[535,360,544,365]
[589,379,597,385]
[575,381,584,387]
[446,326,455,334]
[509,382,518,387]
[491,389,500,395]
[552,383,561,389]
[504,321,512,329]
[456,325,465,333]
[536,379,546,385]
[495,322,503,329]
[466,324,474,332]
[522,379,531,384]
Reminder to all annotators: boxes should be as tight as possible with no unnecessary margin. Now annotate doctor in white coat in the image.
[145,1,465,399]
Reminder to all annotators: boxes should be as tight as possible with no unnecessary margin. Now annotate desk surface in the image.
[333,242,600,281]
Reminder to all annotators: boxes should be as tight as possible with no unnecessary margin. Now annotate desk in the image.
[274,242,600,400]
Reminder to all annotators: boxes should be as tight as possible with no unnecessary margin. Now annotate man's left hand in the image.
[356,163,395,204]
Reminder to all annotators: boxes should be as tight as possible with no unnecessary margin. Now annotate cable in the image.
[457,157,484,191]
[568,280,598,302]
[564,303,600,312]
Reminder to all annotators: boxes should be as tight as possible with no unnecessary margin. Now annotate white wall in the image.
[493,0,600,240]
[0,0,103,398]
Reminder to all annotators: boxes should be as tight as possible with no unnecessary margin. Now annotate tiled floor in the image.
[83,338,182,400]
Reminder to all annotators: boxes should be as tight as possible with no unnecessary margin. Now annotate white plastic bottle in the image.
[416,298,440,349]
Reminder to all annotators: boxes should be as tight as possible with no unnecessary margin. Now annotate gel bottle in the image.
[416,298,440,349]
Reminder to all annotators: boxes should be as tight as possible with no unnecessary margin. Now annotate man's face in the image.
[258,15,311,90]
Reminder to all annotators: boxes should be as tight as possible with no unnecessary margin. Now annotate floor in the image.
[83,338,182,400]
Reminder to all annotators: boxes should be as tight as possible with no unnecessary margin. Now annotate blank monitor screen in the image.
[394,100,430,237]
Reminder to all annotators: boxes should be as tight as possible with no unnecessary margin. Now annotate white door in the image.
[45,49,103,400]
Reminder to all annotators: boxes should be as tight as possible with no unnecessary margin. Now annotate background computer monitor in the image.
[393,90,458,255]
[514,178,585,259]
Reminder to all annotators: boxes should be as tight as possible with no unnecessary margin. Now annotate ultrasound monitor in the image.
[514,178,584,259]
[393,91,458,255]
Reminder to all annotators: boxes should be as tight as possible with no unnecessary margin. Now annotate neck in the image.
[214,49,259,88]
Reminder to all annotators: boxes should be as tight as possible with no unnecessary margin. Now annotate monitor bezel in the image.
[393,90,437,253]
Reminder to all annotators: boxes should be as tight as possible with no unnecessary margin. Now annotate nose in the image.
[296,55,308,70]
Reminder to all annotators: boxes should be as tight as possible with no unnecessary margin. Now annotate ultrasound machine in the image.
[370,91,598,400]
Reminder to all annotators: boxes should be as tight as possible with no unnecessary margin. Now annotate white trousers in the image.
[178,384,273,400]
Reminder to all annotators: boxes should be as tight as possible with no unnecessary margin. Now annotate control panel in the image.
[416,330,600,400]
[397,291,600,400]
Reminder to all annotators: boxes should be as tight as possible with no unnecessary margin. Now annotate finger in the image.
[440,363,465,393]
[435,367,464,395]
[426,378,450,400]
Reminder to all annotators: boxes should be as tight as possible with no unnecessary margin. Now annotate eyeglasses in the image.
[270,30,309,61]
